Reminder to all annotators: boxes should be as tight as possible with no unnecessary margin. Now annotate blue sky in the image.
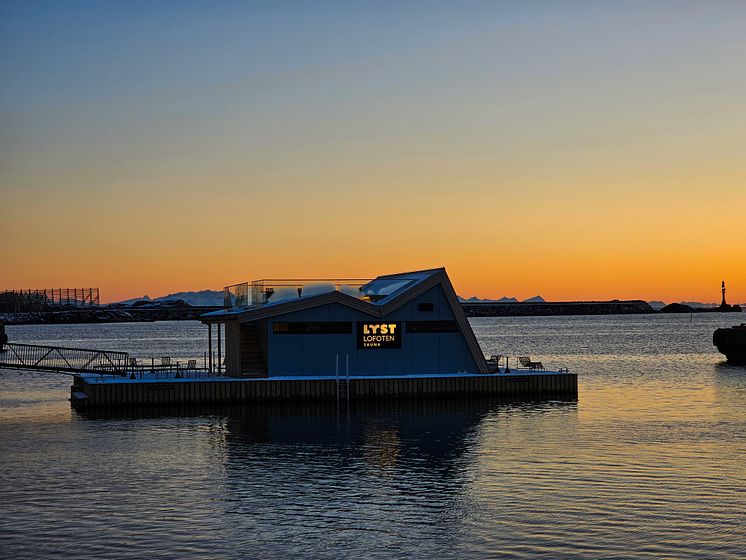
[2,1,745,302]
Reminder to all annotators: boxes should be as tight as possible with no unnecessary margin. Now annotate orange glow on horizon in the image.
[2,163,745,303]
[2,3,745,305]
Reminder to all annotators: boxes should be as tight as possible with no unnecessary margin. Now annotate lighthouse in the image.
[716,280,741,312]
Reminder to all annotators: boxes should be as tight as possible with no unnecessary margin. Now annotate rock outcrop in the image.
[659,303,695,314]
[713,324,746,364]
[660,303,743,314]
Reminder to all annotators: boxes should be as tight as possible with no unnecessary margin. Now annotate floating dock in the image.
[70,370,577,409]
[1,267,579,410]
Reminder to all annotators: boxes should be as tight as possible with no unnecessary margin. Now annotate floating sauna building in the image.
[57,268,576,409]
[202,268,488,378]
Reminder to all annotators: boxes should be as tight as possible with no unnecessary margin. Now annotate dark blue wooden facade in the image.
[203,268,489,378]
[266,284,479,376]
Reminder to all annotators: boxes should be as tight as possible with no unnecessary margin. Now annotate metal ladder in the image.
[336,354,350,402]
[337,377,349,400]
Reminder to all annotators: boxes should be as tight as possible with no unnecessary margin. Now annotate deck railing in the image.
[0,342,129,375]
[223,278,371,308]
[223,282,250,307]
[0,343,222,379]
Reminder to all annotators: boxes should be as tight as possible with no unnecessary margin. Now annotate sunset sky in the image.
[1,1,745,303]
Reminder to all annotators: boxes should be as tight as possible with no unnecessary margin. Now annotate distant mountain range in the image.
[114,290,223,307]
[652,301,734,309]
[120,291,549,307]
[459,295,546,303]
[112,290,742,310]
[676,301,719,309]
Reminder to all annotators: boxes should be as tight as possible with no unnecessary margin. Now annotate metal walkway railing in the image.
[0,342,129,376]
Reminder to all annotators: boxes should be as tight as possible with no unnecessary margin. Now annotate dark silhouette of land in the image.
[660,281,742,314]
[1,282,741,324]
[461,300,654,317]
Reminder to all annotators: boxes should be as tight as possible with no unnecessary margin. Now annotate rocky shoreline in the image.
[0,306,220,325]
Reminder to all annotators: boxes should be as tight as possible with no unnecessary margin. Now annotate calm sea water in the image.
[1,315,745,559]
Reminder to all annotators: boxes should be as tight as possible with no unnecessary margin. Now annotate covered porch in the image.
[204,317,268,378]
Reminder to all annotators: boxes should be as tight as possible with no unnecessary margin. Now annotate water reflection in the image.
[63,398,577,559]
[4,316,746,559]
[221,397,576,459]
[712,362,746,421]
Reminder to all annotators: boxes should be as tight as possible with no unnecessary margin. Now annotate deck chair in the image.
[487,354,503,373]
[518,356,544,371]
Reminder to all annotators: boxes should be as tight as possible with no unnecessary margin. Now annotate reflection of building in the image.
[218,398,577,484]
[194,397,571,558]
[363,426,401,469]
[221,399,510,466]
[202,268,487,377]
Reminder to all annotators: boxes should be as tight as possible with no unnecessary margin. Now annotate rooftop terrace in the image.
[221,269,443,309]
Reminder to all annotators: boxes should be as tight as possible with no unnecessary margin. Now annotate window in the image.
[406,320,459,333]
[418,302,434,312]
[273,322,352,334]
[360,278,415,301]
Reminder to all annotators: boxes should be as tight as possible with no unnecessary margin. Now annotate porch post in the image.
[217,322,222,375]
[208,323,213,373]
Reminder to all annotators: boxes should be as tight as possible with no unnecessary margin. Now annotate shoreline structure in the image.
[1,300,662,325]
[3,300,742,326]
[3,281,741,325]
[4,299,743,325]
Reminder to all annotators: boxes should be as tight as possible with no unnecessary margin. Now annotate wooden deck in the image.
[70,371,577,409]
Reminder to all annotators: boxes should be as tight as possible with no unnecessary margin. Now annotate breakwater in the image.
[2,301,658,324]
[0,306,220,325]
[462,300,654,317]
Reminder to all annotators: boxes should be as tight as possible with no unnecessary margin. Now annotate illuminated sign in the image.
[358,322,402,349]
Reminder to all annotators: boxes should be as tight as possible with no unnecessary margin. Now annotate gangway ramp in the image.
[0,342,129,376]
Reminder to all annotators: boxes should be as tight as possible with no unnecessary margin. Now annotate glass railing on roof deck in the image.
[222,279,372,308]
[223,282,250,308]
